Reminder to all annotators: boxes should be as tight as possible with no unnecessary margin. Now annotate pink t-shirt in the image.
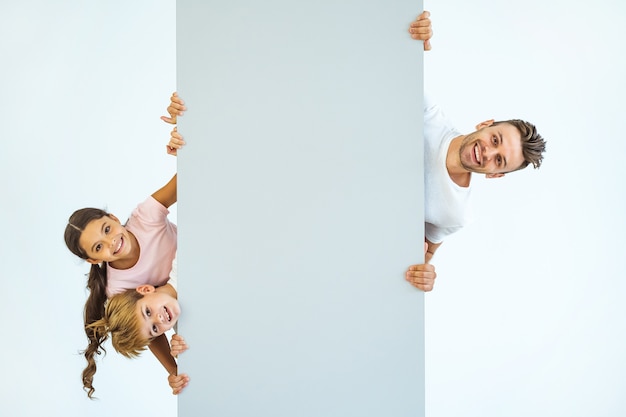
[106,196,177,297]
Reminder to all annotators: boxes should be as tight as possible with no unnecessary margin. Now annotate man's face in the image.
[459,122,525,177]
[135,287,180,339]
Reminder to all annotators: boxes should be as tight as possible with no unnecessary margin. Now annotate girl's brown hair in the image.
[64,208,115,398]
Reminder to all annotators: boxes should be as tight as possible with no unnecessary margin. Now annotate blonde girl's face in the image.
[135,287,180,339]
[78,214,133,264]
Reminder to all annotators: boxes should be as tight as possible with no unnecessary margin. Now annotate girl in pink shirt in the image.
[64,93,189,398]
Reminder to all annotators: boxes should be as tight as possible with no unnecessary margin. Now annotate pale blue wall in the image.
[3,2,626,417]
[1,1,178,416]
[176,1,425,415]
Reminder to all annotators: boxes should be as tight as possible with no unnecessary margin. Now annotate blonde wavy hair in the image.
[83,289,151,398]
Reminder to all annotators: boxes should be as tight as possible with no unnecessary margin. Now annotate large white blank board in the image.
[177,1,424,415]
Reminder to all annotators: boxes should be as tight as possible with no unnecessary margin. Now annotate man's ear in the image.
[475,119,495,130]
[136,285,156,295]
[486,173,505,179]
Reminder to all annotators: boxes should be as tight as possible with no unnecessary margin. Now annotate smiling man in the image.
[405,93,546,291]
[404,14,547,292]
[405,18,547,292]
[429,97,544,249]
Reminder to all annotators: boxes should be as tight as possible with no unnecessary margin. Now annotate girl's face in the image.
[78,214,133,264]
[135,287,180,339]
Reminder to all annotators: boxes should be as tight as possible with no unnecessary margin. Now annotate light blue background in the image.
[176,0,423,415]
[1,1,625,417]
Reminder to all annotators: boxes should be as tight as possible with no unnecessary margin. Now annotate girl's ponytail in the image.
[81,263,109,399]
[64,208,114,398]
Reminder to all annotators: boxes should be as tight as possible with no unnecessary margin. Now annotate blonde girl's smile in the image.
[135,285,180,339]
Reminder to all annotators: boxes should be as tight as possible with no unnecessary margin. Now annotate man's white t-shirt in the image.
[423,95,473,244]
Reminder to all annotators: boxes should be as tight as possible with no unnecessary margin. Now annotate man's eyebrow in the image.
[499,132,507,168]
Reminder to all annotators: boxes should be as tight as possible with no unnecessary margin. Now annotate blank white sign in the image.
[177,1,425,415]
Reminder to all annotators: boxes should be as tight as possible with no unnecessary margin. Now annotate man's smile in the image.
[473,143,481,165]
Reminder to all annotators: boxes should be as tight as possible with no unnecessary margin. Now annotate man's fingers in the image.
[407,264,435,272]
[405,274,435,292]
[410,18,431,28]
[406,273,435,282]
[405,262,436,292]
